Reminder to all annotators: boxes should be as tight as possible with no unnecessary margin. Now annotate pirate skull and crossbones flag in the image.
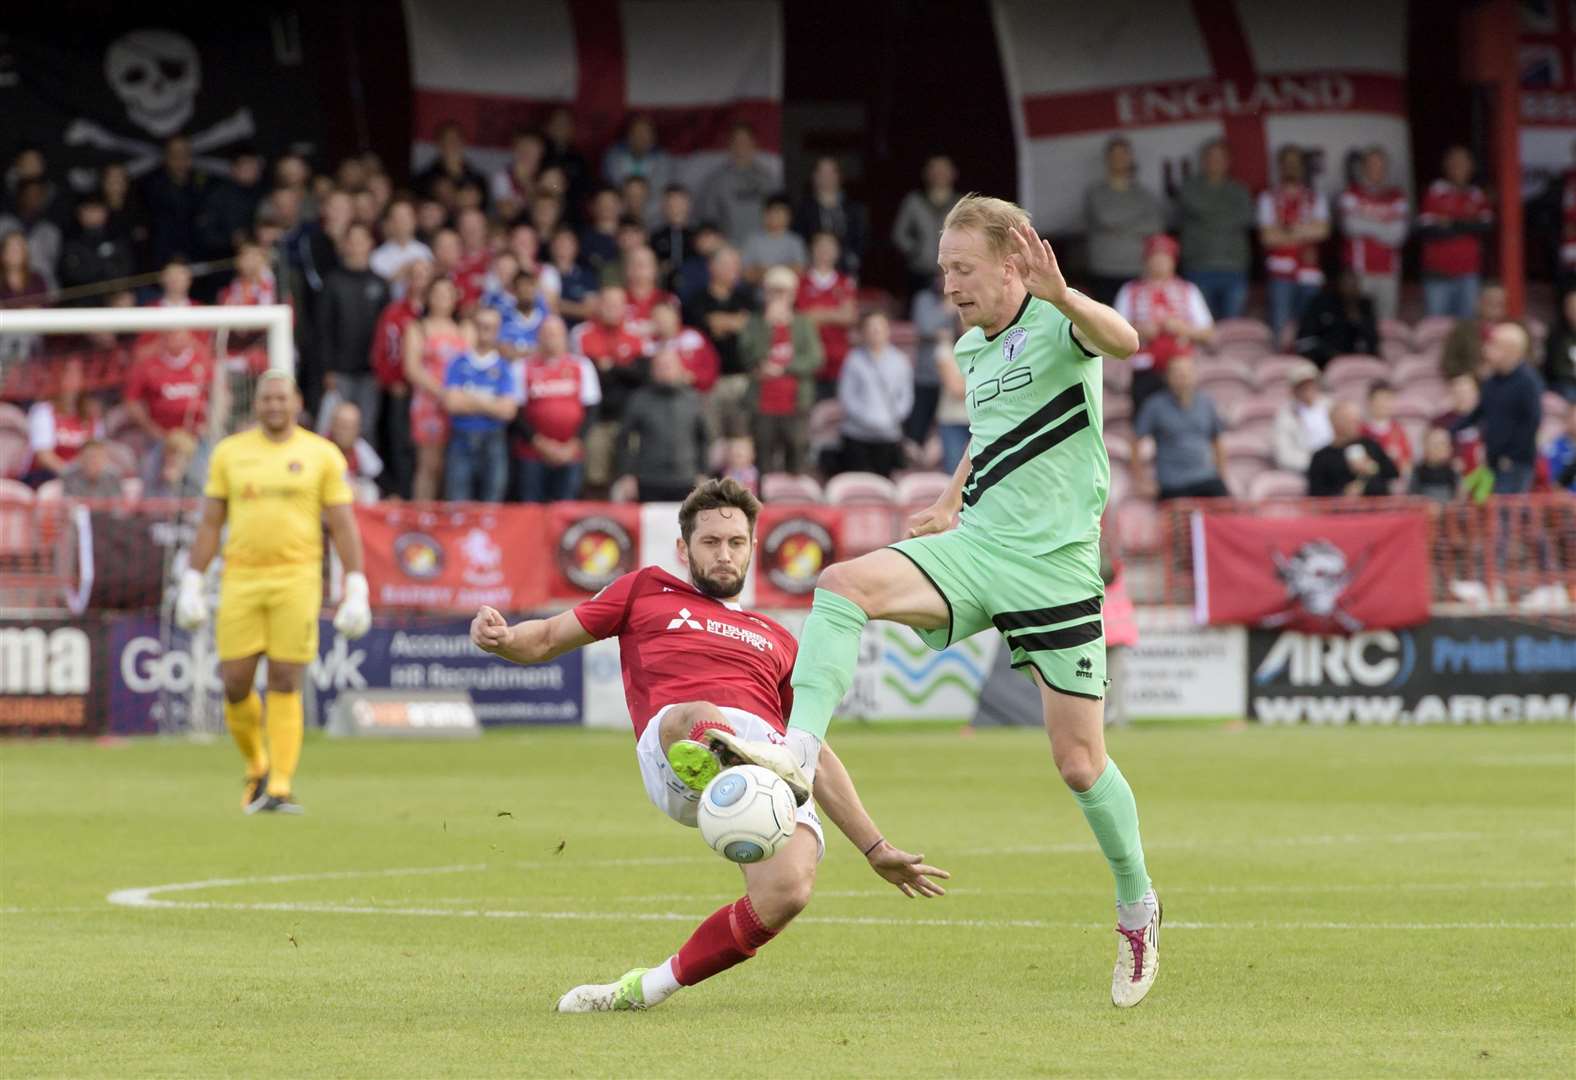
[1192,510,1430,633]
[2,14,324,192]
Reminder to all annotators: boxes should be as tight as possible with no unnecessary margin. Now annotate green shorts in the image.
[889,528,1106,700]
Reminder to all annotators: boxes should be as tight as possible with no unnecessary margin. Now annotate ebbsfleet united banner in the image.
[992,0,1412,233]
[405,0,783,187]
[2,14,325,191]
[1192,510,1430,633]
[356,504,550,614]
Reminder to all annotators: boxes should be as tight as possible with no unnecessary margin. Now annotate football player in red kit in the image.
[471,478,947,1012]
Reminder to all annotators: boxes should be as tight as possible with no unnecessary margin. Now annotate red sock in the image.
[688,717,735,743]
[672,895,777,986]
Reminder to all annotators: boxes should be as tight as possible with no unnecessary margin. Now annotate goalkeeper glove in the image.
[174,568,208,630]
[333,571,372,639]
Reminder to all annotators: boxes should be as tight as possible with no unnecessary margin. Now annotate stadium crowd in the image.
[1,115,1573,523]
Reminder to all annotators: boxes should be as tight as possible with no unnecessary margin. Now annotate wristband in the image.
[862,836,885,857]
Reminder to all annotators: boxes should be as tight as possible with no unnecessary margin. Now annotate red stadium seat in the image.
[1248,470,1308,500]
[824,472,898,505]
[1211,317,1273,349]
[1105,436,1134,464]
[894,471,951,508]
[1255,354,1312,390]
[762,472,825,503]
[1220,428,1272,461]
[1324,354,1389,390]
[1103,362,1132,393]
[1114,498,1163,554]
[1393,355,1442,387]
[35,478,63,501]
[1413,316,1457,351]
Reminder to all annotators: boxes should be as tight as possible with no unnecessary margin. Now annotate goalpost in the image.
[2,305,293,737]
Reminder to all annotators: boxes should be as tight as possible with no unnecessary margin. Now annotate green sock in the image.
[1071,758,1151,905]
[786,588,869,740]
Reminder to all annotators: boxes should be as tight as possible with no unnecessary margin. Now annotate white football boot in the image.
[703,729,812,805]
[1111,894,1161,1008]
[555,968,648,1012]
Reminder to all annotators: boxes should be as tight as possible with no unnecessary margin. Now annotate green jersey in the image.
[955,293,1107,555]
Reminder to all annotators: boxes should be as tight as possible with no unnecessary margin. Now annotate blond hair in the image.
[942,193,1032,258]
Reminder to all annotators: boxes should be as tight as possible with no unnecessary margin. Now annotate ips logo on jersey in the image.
[764,518,834,595]
[559,516,635,593]
[1001,327,1029,363]
[394,532,445,580]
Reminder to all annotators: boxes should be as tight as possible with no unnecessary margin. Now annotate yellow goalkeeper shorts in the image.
[215,566,323,664]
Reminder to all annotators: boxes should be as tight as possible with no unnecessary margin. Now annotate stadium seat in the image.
[1393,355,1441,387]
[1114,498,1163,554]
[824,472,898,505]
[1104,436,1134,464]
[1248,470,1308,500]
[0,402,26,435]
[894,471,950,507]
[1379,317,1413,349]
[1196,353,1255,381]
[1543,392,1571,423]
[762,472,825,503]
[1102,361,1132,393]
[1199,378,1253,413]
[1392,394,1438,424]
[35,478,63,501]
[1413,315,1457,351]
[1106,463,1131,507]
[1226,456,1269,494]
[0,427,29,479]
[887,320,918,349]
[0,478,36,503]
[1105,393,1132,423]
[1211,317,1273,349]
[1103,417,1134,447]
[1255,354,1312,390]
[1324,354,1389,391]
[1220,428,1272,461]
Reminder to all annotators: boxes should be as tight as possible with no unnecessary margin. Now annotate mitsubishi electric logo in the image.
[666,607,703,631]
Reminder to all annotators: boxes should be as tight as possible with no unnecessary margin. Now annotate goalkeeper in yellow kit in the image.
[176,370,372,814]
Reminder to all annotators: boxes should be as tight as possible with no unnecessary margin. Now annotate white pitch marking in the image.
[102,865,1576,932]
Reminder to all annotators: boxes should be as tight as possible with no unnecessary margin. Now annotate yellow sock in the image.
[224,692,267,778]
[264,691,304,798]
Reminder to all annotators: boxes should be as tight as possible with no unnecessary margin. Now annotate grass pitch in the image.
[2,723,1573,1078]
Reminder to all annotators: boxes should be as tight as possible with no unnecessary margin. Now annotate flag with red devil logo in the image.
[1192,511,1430,632]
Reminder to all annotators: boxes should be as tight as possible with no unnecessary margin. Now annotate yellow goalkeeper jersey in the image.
[204,426,353,571]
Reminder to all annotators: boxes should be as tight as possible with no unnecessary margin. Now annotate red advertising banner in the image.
[546,503,642,600]
[754,505,841,608]
[1193,511,1430,633]
[357,504,549,614]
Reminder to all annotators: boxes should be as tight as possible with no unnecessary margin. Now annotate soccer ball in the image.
[697,765,797,863]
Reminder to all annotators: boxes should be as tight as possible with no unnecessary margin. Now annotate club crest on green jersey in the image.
[1001,326,1029,363]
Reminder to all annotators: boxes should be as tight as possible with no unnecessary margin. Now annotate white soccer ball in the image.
[697,765,797,864]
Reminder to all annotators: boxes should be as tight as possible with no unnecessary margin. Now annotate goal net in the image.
[0,304,293,738]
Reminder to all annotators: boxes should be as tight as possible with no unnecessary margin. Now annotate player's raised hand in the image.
[866,840,950,898]
[1008,221,1068,306]
[470,605,511,654]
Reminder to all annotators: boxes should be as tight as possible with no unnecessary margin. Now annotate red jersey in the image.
[372,297,421,389]
[1363,419,1413,473]
[125,339,214,433]
[1338,184,1408,275]
[217,271,277,307]
[1433,411,1483,473]
[52,412,94,462]
[655,327,720,392]
[1256,185,1327,283]
[1417,180,1491,277]
[796,269,855,383]
[572,566,798,737]
[453,251,490,312]
[572,321,645,370]
[1112,277,1212,374]
[517,353,601,459]
[623,287,675,346]
[757,323,799,415]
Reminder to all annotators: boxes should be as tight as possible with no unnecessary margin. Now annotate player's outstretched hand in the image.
[471,605,511,655]
[906,499,958,538]
[866,840,950,898]
[1008,221,1068,306]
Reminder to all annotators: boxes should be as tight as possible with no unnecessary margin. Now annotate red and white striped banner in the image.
[406,0,783,187]
[1520,0,1576,195]
[991,0,1412,233]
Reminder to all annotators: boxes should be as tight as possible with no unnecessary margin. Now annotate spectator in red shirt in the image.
[795,231,857,399]
[741,266,823,475]
[453,208,493,313]
[124,327,217,485]
[491,130,545,224]
[1417,145,1494,319]
[1361,380,1412,477]
[621,246,673,348]
[1113,234,1214,417]
[1338,147,1409,322]
[25,357,101,485]
[1257,145,1330,340]
[515,315,600,502]
[372,258,434,498]
[571,285,648,490]
[649,301,719,393]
